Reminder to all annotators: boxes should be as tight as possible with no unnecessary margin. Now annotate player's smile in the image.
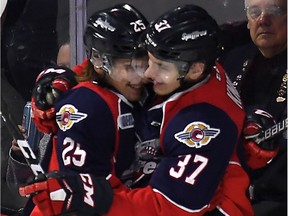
[127,83,142,94]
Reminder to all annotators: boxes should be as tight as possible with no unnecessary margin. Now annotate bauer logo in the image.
[56,104,87,131]
[175,121,220,148]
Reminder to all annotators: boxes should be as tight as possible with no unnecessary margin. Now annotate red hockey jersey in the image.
[104,63,254,216]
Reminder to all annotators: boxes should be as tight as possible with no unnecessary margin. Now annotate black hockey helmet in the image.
[84,3,148,61]
[145,4,220,72]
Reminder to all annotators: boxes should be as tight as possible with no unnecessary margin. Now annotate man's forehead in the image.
[247,0,286,6]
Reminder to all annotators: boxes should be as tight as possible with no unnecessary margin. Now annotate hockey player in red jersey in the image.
[20,5,254,216]
[18,3,149,216]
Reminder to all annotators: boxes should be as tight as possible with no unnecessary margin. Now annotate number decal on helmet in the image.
[130,20,146,32]
[155,20,171,33]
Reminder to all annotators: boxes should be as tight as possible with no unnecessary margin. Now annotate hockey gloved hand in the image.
[242,107,280,169]
[19,171,113,216]
[31,66,78,134]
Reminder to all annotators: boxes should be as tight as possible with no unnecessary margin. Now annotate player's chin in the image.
[126,93,142,102]
[126,85,143,101]
[153,85,167,96]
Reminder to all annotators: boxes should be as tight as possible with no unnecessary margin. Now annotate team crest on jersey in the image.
[174,121,220,148]
[56,104,87,131]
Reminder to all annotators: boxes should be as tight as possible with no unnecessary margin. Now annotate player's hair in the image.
[145,4,221,74]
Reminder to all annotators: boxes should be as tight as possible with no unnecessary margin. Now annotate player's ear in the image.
[185,62,205,81]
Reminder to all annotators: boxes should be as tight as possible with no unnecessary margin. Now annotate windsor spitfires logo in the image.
[56,104,87,131]
[175,121,220,148]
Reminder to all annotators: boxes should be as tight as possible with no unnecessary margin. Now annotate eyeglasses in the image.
[245,5,287,19]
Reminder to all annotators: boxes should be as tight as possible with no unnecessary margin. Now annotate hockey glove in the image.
[19,171,113,216]
[242,107,280,169]
[32,66,77,134]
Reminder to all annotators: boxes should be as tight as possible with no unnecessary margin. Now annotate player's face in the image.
[108,56,148,102]
[246,0,287,57]
[144,53,181,96]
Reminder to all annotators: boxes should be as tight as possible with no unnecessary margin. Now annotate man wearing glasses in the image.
[222,0,287,215]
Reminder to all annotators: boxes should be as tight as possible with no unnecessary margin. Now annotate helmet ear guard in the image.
[174,61,190,79]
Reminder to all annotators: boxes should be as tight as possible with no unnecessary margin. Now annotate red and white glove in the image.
[243,107,280,169]
[19,171,113,216]
[31,66,77,134]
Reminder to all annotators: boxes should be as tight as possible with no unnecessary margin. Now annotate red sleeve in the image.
[48,136,59,171]
[105,186,216,216]
[72,58,89,76]
[215,158,254,216]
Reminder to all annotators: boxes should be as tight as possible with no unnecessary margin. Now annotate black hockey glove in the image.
[31,66,77,134]
[242,107,280,169]
[33,66,77,110]
[19,171,113,216]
